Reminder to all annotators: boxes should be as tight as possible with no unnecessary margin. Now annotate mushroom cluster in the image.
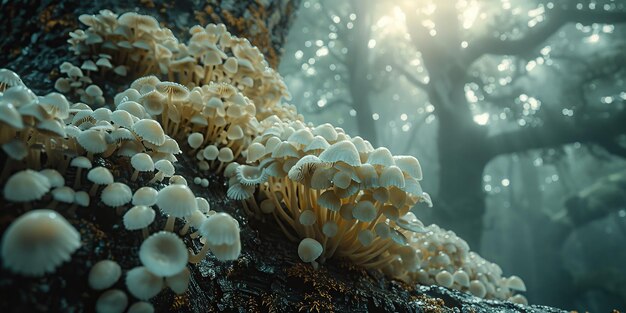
[66,11,297,121]
[226,119,431,269]
[226,118,528,302]
[397,224,528,304]
[115,76,261,173]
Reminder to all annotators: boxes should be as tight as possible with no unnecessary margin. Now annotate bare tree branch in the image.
[464,8,626,63]
[485,107,626,158]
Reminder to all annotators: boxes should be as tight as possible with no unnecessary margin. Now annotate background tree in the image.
[280,0,626,309]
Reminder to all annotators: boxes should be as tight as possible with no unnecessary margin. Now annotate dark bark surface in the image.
[0,1,568,312]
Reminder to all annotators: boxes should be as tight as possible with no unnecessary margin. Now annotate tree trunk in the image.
[426,71,490,250]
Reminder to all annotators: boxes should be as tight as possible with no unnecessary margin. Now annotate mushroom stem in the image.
[116,206,128,216]
[164,216,176,232]
[148,171,164,184]
[88,184,100,197]
[131,170,140,182]
[73,168,83,189]
[179,223,191,236]
[141,227,150,239]
[188,243,210,264]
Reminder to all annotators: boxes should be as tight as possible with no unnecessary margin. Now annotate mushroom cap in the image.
[297,238,323,263]
[75,191,90,207]
[0,68,24,90]
[0,103,24,129]
[322,221,338,237]
[165,267,190,294]
[71,156,93,169]
[117,101,146,118]
[52,186,75,204]
[435,271,454,288]
[199,213,239,246]
[168,175,187,185]
[156,184,197,217]
[507,275,526,292]
[2,85,37,107]
[154,159,175,176]
[357,229,374,246]
[185,209,207,228]
[453,270,470,288]
[217,147,234,162]
[39,169,65,188]
[187,132,204,149]
[132,187,158,206]
[1,209,81,276]
[3,169,50,202]
[379,166,405,188]
[111,110,135,128]
[96,289,128,313]
[196,197,210,213]
[124,206,156,230]
[235,165,267,185]
[299,210,316,226]
[88,260,122,290]
[77,129,108,154]
[139,231,188,276]
[127,302,155,313]
[101,183,133,207]
[202,145,219,160]
[131,153,155,172]
[469,280,487,298]
[87,167,114,185]
[155,82,189,100]
[318,141,361,166]
[39,92,70,119]
[352,200,377,222]
[393,155,423,180]
[132,119,165,146]
[125,266,164,300]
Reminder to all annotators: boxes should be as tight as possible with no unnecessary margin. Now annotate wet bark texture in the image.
[0,1,567,312]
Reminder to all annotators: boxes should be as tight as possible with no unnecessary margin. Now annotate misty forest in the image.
[280,0,626,311]
[1,0,626,312]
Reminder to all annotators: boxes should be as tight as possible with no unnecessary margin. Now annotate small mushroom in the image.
[130,153,154,181]
[1,209,81,276]
[190,212,241,263]
[123,206,156,238]
[87,166,114,196]
[125,266,164,300]
[139,231,188,276]
[148,159,174,183]
[88,260,122,290]
[156,184,197,232]
[70,156,93,189]
[3,170,51,210]
[101,182,133,215]
[96,289,128,313]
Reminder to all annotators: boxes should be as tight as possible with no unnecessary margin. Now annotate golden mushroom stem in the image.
[179,222,191,236]
[141,227,150,239]
[164,215,176,232]
[73,168,84,189]
[148,171,165,184]
[188,243,210,264]
[88,184,100,197]
[130,169,140,182]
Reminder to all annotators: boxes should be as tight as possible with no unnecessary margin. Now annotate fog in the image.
[279,0,626,310]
